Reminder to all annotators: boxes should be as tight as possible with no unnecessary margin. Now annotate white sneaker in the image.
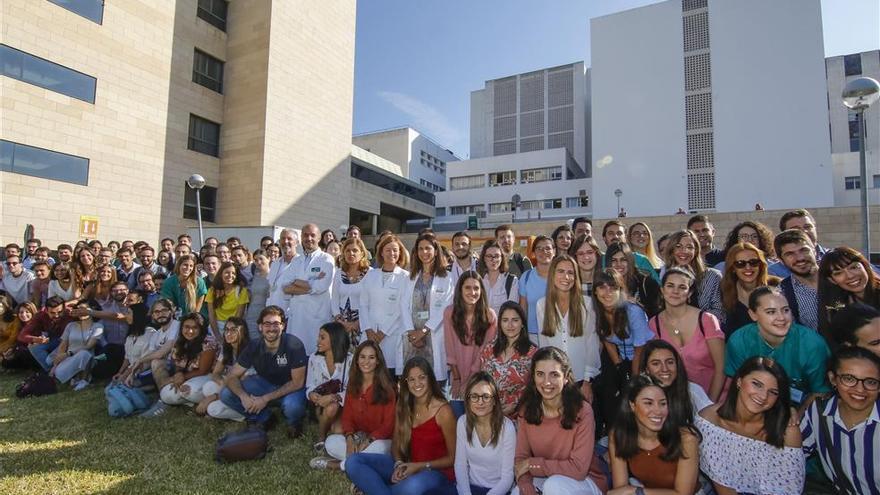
[73,380,90,391]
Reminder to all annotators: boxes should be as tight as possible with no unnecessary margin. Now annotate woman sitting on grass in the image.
[306,321,353,452]
[199,318,250,421]
[49,300,104,390]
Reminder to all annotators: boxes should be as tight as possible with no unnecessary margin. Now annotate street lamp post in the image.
[842,77,880,258]
[511,194,521,224]
[614,188,623,215]
[187,174,207,248]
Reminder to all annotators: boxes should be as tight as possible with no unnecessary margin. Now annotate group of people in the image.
[0,208,878,495]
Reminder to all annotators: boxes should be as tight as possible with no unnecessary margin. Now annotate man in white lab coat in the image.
[266,229,299,311]
[282,224,335,355]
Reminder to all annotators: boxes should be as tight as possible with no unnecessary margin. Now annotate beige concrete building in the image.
[1,0,356,248]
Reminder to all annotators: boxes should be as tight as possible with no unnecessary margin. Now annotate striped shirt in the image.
[800,396,880,495]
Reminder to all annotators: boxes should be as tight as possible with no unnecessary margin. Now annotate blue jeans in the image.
[29,339,60,371]
[219,375,306,425]
[345,453,452,495]
[424,484,490,495]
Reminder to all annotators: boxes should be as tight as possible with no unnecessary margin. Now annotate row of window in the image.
[443,196,589,217]
[1,44,97,103]
[448,166,563,191]
[419,149,447,168]
[844,175,880,190]
[419,179,445,192]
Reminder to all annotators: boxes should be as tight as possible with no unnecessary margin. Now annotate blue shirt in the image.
[605,302,652,360]
[520,268,547,336]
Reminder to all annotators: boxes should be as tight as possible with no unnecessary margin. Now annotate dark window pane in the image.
[47,0,104,24]
[197,0,228,31]
[192,49,224,93]
[188,115,220,157]
[1,44,96,103]
[1,139,89,185]
[844,54,862,76]
[350,162,435,205]
[183,182,217,222]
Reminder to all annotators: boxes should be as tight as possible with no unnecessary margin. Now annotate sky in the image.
[352,0,880,159]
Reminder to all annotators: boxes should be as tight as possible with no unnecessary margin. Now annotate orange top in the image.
[628,444,678,489]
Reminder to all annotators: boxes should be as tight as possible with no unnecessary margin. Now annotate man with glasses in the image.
[220,305,308,437]
[0,255,35,305]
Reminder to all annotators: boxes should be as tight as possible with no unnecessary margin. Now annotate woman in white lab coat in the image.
[359,235,410,376]
[399,233,454,381]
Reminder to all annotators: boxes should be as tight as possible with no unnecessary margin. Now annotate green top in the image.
[725,322,831,399]
[160,274,208,314]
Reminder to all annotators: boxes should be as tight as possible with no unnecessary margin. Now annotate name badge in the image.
[311,267,320,273]
[416,311,429,320]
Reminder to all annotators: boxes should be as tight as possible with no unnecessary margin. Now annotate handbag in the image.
[313,378,343,396]
[215,427,270,463]
[105,382,151,417]
[15,372,58,398]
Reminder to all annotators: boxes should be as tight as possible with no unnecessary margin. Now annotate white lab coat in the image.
[358,266,410,372]
[285,249,336,355]
[399,272,454,380]
[536,295,602,382]
[266,255,298,310]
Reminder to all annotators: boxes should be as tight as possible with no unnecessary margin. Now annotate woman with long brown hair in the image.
[720,242,780,336]
[206,261,249,338]
[662,230,724,322]
[818,246,880,340]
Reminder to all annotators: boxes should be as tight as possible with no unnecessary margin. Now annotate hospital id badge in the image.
[416,311,429,320]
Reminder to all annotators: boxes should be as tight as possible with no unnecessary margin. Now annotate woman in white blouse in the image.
[400,233,454,382]
[359,234,410,376]
[331,237,372,346]
[536,254,601,402]
[306,321,353,450]
[479,240,519,316]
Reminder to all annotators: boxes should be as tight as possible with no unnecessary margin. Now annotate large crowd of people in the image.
[0,210,878,495]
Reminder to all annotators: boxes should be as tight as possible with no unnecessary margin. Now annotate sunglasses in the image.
[733,259,761,269]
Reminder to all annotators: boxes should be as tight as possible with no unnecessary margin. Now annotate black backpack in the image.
[215,427,270,463]
[15,372,58,398]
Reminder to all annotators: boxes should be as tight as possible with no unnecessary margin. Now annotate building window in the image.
[47,0,104,24]
[520,199,562,211]
[1,139,89,186]
[566,196,590,208]
[488,170,517,187]
[489,202,513,214]
[183,182,217,222]
[849,112,864,152]
[197,0,228,31]
[188,115,221,157]
[874,174,880,189]
[845,176,861,190]
[350,162,434,205]
[450,204,485,216]
[0,44,96,103]
[844,54,862,77]
[193,49,224,93]
[520,166,562,184]
[435,207,446,217]
[449,174,485,190]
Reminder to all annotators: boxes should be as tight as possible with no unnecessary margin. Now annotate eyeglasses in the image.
[261,321,284,329]
[733,259,761,269]
[468,393,494,403]
[484,254,502,260]
[535,246,554,253]
[837,373,880,391]
[738,234,759,242]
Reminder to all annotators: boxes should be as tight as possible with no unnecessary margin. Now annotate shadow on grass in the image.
[0,372,351,494]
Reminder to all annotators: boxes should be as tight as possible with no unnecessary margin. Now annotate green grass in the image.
[0,371,351,494]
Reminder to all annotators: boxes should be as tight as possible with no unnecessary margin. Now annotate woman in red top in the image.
[311,340,397,471]
[514,346,606,495]
[346,356,456,494]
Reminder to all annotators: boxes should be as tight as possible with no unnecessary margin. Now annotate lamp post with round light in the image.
[614,188,623,216]
[187,174,207,248]
[842,77,880,257]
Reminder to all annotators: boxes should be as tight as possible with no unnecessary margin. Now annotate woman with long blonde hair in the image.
[628,222,663,270]
[160,254,207,314]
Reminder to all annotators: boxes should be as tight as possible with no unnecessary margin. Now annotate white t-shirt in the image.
[61,321,104,354]
[454,415,516,494]
[146,320,180,353]
[1,269,35,305]
[689,381,713,413]
[482,273,519,317]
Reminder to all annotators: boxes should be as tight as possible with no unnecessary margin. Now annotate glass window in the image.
[845,176,861,190]
[489,202,513,214]
[1,139,89,185]
[566,196,590,208]
[449,174,485,190]
[1,44,96,103]
[844,54,862,77]
[435,207,446,217]
[488,170,517,187]
[197,0,228,31]
[193,49,224,93]
[520,166,562,184]
[188,115,221,157]
[350,162,434,205]
[874,174,880,189]
[450,204,485,216]
[183,182,217,222]
[47,0,104,24]
[520,198,562,211]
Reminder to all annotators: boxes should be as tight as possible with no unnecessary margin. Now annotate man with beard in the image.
[775,229,819,330]
[220,305,307,437]
[448,231,477,288]
[12,296,72,370]
[779,209,828,261]
[136,298,181,416]
[282,224,334,355]
[82,280,134,376]
[129,246,167,289]
[687,214,725,267]
[267,229,298,309]
[494,224,531,277]
[136,271,161,309]
[0,254,35,305]
[115,248,140,287]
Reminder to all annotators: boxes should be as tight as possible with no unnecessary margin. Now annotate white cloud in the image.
[377,91,462,147]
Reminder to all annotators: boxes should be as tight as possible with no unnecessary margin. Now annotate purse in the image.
[215,427,270,463]
[15,372,57,398]
[313,378,342,396]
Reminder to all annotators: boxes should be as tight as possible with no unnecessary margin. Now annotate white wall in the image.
[591,0,687,218]
[352,129,412,177]
[710,0,833,212]
[409,130,456,190]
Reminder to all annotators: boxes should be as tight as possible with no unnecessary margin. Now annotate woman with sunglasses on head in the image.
[424,372,515,495]
[719,242,780,337]
[817,246,880,343]
[649,267,726,401]
[697,356,804,495]
[569,234,601,296]
[480,301,538,418]
[519,235,555,344]
[800,346,880,495]
[513,346,606,495]
[607,375,701,495]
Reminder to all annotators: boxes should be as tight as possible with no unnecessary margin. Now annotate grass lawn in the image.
[0,371,352,494]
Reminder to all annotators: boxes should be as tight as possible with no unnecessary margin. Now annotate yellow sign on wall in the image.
[79,215,99,239]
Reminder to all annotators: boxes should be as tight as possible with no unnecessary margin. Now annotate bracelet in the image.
[424,462,431,471]
[393,460,403,468]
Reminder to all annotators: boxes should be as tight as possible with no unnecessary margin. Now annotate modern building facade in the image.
[826,50,880,207]
[590,0,833,218]
[470,62,590,175]
[352,127,459,194]
[1,0,356,247]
